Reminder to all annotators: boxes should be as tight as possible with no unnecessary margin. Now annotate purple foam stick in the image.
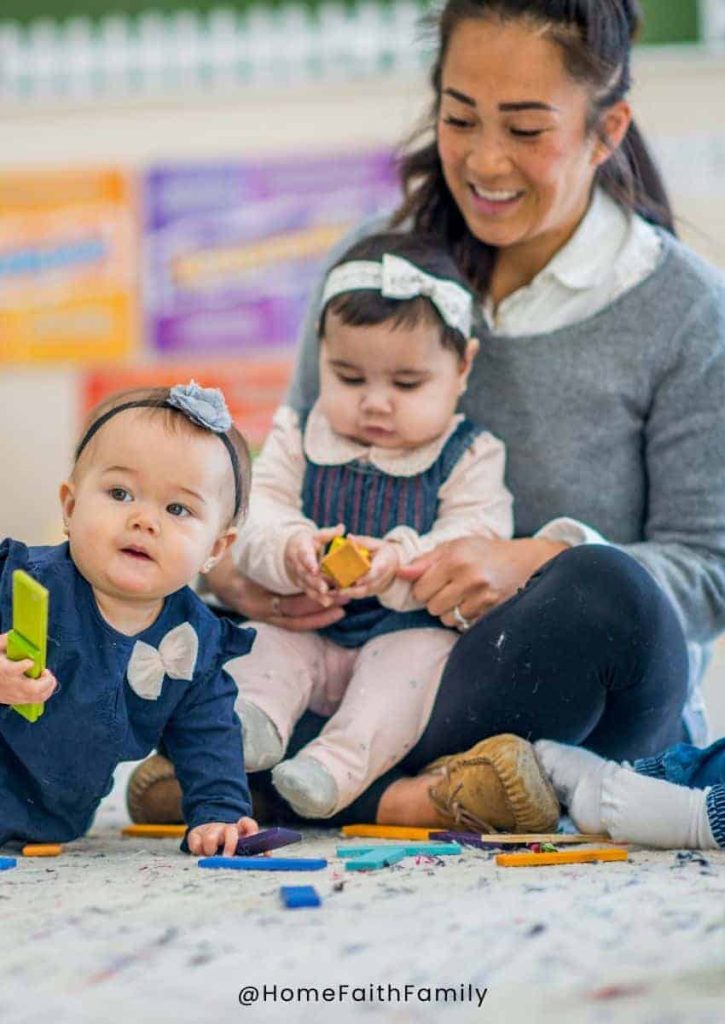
[233,827,302,857]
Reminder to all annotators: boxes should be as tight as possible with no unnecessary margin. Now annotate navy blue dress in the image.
[0,539,254,845]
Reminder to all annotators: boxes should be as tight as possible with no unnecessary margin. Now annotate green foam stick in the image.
[7,570,49,723]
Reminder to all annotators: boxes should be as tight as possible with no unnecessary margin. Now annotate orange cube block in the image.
[320,537,371,588]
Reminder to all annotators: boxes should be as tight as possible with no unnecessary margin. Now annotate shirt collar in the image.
[543,187,631,291]
[303,400,464,477]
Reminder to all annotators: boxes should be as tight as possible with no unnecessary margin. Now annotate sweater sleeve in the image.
[379,432,514,611]
[614,288,725,644]
[161,621,255,830]
[234,406,316,594]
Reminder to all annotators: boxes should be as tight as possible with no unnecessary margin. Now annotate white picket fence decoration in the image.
[0,1,432,103]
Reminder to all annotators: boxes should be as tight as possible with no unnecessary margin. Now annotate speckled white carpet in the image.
[1,762,725,1024]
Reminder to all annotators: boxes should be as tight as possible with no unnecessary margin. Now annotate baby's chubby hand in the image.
[187,816,259,857]
[284,523,345,607]
[0,632,57,706]
[339,536,401,599]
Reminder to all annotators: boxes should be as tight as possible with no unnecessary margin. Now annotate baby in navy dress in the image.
[0,382,258,855]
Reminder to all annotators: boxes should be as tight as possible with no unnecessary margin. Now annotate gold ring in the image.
[452,605,473,632]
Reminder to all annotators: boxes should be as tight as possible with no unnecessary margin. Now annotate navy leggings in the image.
[252,545,690,826]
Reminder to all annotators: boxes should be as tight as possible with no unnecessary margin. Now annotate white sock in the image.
[238,701,284,771]
[601,769,717,849]
[534,740,610,834]
[272,756,339,818]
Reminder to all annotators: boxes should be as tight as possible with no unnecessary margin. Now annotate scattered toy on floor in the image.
[0,857,17,871]
[496,848,628,867]
[280,885,322,908]
[22,844,62,857]
[121,824,187,839]
[198,856,328,871]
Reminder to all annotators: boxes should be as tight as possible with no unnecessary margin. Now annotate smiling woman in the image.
[169,0,725,836]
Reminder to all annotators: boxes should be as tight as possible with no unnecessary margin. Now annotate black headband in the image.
[74,399,242,519]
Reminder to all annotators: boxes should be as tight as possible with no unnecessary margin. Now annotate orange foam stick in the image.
[496,847,628,867]
[341,825,434,841]
[22,844,63,857]
[121,824,187,838]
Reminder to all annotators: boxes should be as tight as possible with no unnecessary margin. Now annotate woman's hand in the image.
[396,536,569,628]
[339,536,401,599]
[0,633,57,706]
[284,524,345,606]
[187,815,258,857]
[204,552,348,632]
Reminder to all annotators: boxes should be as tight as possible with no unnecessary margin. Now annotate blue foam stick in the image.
[0,857,17,871]
[337,842,462,858]
[198,856,327,871]
[280,885,322,908]
[342,847,409,871]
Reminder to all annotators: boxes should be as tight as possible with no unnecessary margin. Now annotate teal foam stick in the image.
[337,842,462,858]
[198,856,327,871]
[342,847,409,871]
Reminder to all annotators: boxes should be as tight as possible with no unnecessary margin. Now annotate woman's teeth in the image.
[471,185,520,201]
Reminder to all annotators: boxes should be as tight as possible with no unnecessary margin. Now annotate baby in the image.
[0,383,258,855]
[229,231,514,818]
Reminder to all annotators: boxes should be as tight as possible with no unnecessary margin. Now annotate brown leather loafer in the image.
[425,734,560,834]
[126,754,183,824]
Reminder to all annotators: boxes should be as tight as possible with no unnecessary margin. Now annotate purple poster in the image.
[144,150,400,355]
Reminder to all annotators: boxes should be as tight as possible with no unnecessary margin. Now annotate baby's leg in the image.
[536,740,720,849]
[225,623,330,771]
[272,628,457,817]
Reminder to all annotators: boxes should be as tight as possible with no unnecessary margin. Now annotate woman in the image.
[128,0,725,832]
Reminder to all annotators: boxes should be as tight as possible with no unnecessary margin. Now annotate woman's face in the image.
[437,17,612,276]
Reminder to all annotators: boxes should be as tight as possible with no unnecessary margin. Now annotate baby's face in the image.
[319,312,476,449]
[60,411,235,604]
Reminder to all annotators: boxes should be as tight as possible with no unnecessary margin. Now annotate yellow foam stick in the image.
[8,570,49,723]
[496,847,628,867]
[320,537,371,588]
[341,825,435,841]
[121,824,187,838]
[22,844,63,857]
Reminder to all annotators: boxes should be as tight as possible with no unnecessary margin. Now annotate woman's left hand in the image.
[396,536,569,629]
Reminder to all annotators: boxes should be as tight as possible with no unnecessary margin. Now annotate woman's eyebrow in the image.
[442,89,559,114]
[499,101,560,112]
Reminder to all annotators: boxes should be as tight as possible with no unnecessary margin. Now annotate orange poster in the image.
[0,168,137,364]
[82,360,292,452]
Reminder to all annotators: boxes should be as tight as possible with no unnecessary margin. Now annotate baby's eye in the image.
[338,376,364,387]
[109,487,132,502]
[395,380,422,391]
[167,503,191,518]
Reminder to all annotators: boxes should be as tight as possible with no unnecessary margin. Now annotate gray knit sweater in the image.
[287,227,725,744]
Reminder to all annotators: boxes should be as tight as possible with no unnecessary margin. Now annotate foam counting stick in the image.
[8,570,49,723]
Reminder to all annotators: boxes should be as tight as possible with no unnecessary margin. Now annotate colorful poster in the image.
[82,360,292,453]
[0,169,137,364]
[144,150,400,356]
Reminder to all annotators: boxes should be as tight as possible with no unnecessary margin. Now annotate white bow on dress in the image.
[126,622,199,701]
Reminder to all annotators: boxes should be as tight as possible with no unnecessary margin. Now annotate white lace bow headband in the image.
[320,253,473,337]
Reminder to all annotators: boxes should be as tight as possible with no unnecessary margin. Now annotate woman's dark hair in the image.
[319,231,474,358]
[392,0,675,296]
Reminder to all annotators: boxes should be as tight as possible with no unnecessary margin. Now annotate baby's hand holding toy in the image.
[338,536,401,599]
[187,816,258,857]
[0,633,57,707]
[284,524,345,607]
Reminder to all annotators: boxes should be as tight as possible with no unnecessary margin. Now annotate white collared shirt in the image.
[483,188,662,336]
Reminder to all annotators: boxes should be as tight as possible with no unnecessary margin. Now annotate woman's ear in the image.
[592,100,632,167]
[459,336,480,393]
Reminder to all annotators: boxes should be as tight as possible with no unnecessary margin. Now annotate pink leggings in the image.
[226,623,457,815]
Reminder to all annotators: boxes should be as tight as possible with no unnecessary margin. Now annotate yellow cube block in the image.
[320,537,371,588]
